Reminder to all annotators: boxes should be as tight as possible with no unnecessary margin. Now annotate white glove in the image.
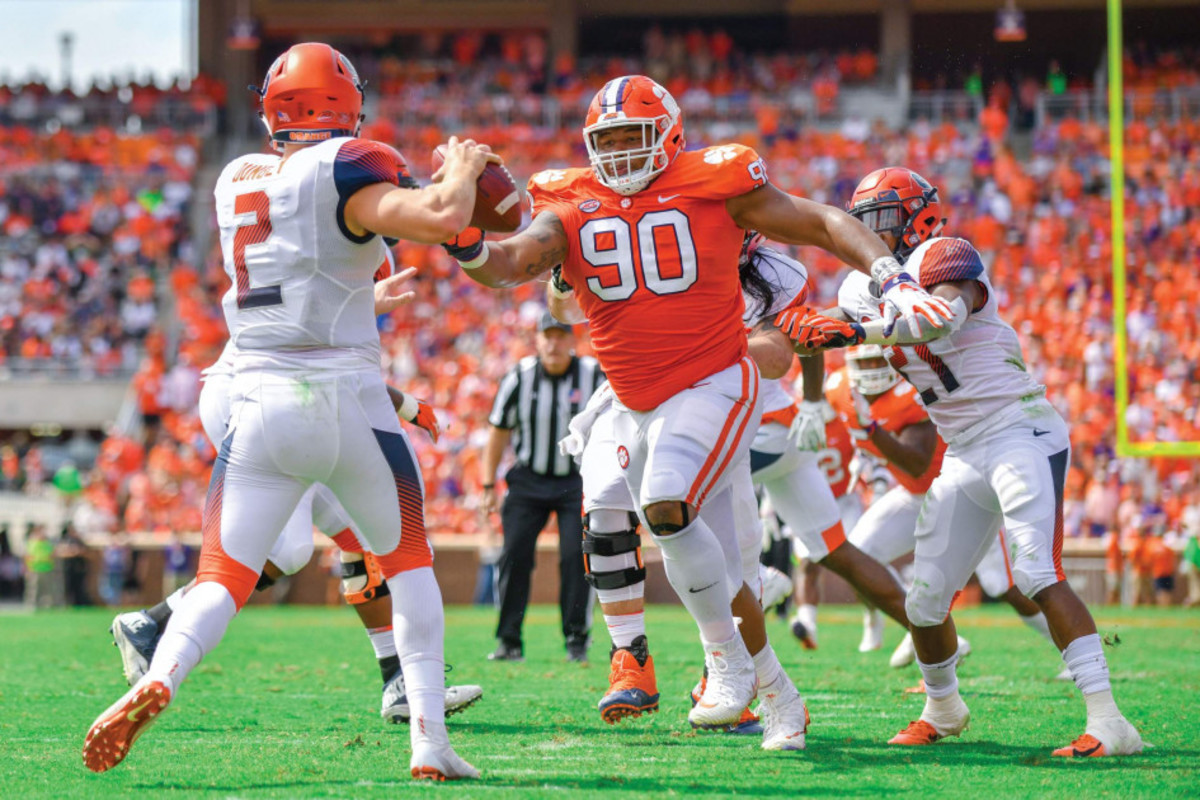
[788,400,829,452]
[871,256,953,339]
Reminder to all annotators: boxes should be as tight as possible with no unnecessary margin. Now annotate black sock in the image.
[611,634,651,667]
[145,600,173,628]
[379,654,401,685]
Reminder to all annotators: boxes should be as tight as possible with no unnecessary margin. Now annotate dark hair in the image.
[739,248,778,319]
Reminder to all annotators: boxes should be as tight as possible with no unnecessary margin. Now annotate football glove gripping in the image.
[397,392,441,443]
[775,307,866,350]
[870,256,953,339]
[550,265,574,298]
[442,227,486,267]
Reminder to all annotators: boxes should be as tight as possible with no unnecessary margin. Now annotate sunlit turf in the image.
[2,603,1196,798]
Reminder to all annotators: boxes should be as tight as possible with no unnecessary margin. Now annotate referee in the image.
[482,311,605,663]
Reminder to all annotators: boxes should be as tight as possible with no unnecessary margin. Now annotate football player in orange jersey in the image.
[445,75,951,749]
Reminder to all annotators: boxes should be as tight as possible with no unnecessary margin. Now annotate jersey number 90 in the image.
[579,210,698,301]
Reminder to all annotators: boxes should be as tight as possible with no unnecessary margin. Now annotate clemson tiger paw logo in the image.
[703,145,739,164]
[617,446,630,469]
[532,169,567,185]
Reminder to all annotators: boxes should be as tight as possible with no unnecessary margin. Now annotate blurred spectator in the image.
[99,531,131,606]
[163,531,192,594]
[1149,532,1178,607]
[0,524,22,600]
[58,522,92,606]
[1046,60,1068,95]
[23,524,56,608]
[1105,530,1124,605]
[1182,496,1200,607]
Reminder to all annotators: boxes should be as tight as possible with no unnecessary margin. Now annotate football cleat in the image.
[82,678,173,772]
[759,684,809,751]
[110,611,162,686]
[688,635,758,730]
[889,695,969,746]
[889,632,915,668]
[760,565,793,611]
[410,737,480,781]
[859,608,885,653]
[1052,717,1144,758]
[790,616,818,651]
[599,639,660,724]
[689,674,761,734]
[381,670,483,724]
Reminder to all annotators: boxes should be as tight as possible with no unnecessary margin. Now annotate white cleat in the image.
[889,632,916,668]
[688,635,758,730]
[381,672,484,724]
[759,683,809,751]
[955,635,972,660]
[410,738,480,780]
[760,565,793,611]
[859,608,885,653]
[1053,715,1144,758]
[110,611,160,686]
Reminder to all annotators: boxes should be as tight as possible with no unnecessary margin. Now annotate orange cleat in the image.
[599,646,660,724]
[82,680,172,773]
[1052,733,1106,758]
[903,679,927,695]
[888,719,944,746]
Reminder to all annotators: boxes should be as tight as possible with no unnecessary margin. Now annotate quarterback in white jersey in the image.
[83,43,493,780]
[810,167,1141,758]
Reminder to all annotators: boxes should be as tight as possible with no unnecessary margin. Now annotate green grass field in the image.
[2,603,1197,798]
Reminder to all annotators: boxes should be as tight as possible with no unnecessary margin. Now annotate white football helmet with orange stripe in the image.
[845,344,900,397]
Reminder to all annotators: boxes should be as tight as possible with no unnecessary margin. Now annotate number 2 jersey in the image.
[836,236,1045,441]
[527,144,769,412]
[212,136,414,373]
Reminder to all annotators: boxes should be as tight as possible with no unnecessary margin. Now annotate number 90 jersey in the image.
[837,236,1044,441]
[213,137,410,373]
[528,144,769,412]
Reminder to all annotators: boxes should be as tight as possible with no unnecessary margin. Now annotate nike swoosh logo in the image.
[126,698,154,723]
[657,194,681,203]
[1033,429,1050,437]
[1073,742,1103,757]
[689,581,719,594]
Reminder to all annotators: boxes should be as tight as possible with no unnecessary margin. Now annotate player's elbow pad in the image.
[892,296,969,345]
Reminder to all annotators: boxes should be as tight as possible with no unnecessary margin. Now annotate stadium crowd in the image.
[2,37,1198,603]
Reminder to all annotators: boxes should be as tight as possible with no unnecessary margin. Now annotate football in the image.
[432,144,525,233]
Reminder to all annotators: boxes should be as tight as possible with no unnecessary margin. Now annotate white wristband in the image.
[397,392,419,422]
[456,245,490,271]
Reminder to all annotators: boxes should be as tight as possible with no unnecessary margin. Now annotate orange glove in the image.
[775,307,866,350]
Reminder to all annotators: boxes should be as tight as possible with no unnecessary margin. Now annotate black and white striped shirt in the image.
[488,355,606,478]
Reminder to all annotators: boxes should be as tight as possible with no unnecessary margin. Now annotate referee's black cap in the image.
[537,310,574,335]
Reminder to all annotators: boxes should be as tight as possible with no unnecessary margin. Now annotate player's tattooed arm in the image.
[461,211,569,288]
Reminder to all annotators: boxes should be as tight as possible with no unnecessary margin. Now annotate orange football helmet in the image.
[583,75,685,195]
[252,42,364,150]
[847,167,945,257]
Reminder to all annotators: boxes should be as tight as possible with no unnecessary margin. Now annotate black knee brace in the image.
[582,512,645,590]
[646,502,692,537]
[254,571,277,592]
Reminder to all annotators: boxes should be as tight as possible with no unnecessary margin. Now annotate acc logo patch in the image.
[617,446,630,470]
[579,199,601,213]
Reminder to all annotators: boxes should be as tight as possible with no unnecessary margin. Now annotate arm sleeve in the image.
[488,368,521,429]
[333,139,405,243]
[918,238,985,287]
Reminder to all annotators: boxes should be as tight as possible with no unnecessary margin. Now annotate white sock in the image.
[1062,633,1112,697]
[917,652,960,700]
[367,625,397,660]
[653,517,736,644]
[1019,611,1056,647]
[1083,688,1121,722]
[164,584,190,613]
[144,581,237,690]
[751,643,785,694]
[603,612,646,649]
[796,603,818,631]
[386,567,447,746]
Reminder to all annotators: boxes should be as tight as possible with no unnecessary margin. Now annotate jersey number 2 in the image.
[579,210,697,301]
[233,191,283,309]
